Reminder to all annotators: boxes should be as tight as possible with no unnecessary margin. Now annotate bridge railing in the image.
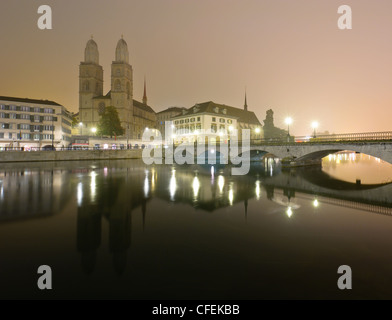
[294,131,392,143]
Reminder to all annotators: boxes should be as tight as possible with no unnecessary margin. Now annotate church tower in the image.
[143,77,147,105]
[111,37,133,136]
[244,90,248,111]
[79,37,103,133]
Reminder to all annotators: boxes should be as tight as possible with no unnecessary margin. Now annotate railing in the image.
[1,131,392,152]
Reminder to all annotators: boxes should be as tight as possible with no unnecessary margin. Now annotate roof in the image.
[173,101,261,125]
[157,106,187,114]
[0,96,62,106]
[133,99,155,113]
[92,91,112,100]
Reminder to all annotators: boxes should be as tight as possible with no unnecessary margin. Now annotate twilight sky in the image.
[0,0,392,136]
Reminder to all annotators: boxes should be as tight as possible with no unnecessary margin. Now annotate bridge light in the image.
[311,121,318,138]
[285,117,292,142]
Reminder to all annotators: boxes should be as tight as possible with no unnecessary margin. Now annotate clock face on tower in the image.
[98,103,105,114]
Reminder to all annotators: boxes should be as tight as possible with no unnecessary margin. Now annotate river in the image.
[1,153,392,299]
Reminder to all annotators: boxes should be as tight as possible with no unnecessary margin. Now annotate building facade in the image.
[79,37,157,139]
[0,96,73,149]
[156,106,187,141]
[171,100,262,145]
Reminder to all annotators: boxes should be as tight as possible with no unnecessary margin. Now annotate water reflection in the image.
[1,159,392,279]
[323,151,392,184]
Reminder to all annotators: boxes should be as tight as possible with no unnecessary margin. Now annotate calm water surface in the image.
[1,154,392,299]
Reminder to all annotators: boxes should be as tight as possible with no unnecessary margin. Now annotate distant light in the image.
[286,206,293,218]
[255,180,261,200]
[255,127,261,134]
[311,121,318,129]
[77,182,83,206]
[91,127,97,133]
[211,149,215,154]
[229,188,234,206]
[192,176,200,198]
[194,130,199,135]
[228,126,234,132]
[219,132,223,136]
[171,125,175,129]
[313,199,319,208]
[79,122,83,126]
[146,127,149,131]
[218,175,224,193]
[285,117,293,125]
[172,134,176,138]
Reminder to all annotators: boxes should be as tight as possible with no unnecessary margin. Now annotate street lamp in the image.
[91,127,97,135]
[79,122,83,135]
[311,121,318,138]
[285,117,292,142]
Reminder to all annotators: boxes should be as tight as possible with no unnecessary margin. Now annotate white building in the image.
[0,96,73,150]
[171,100,262,145]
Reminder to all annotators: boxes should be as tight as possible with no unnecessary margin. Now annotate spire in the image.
[143,76,147,105]
[244,89,248,111]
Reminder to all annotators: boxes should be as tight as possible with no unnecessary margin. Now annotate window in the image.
[227,119,232,124]
[34,107,40,113]
[185,119,189,123]
[196,124,201,130]
[8,133,12,139]
[20,124,30,130]
[22,133,30,139]
[219,118,225,123]
[10,113,16,119]
[10,105,16,111]
[211,124,217,133]
[190,118,195,122]
[0,133,4,138]
[180,120,184,124]
[21,114,30,119]
[197,117,200,122]
[44,108,53,114]
[212,117,216,122]
[115,79,121,91]
[1,123,10,129]
[220,125,225,130]
[0,113,4,118]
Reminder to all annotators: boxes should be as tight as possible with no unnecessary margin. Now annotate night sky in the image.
[1,0,392,136]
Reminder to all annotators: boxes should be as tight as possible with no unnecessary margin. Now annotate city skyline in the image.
[1,0,392,135]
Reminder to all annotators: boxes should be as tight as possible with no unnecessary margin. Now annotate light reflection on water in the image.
[0,158,392,299]
[322,152,392,184]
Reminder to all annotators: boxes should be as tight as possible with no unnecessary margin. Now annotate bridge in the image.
[171,131,392,165]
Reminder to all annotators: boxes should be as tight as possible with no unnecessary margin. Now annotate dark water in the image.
[1,155,392,299]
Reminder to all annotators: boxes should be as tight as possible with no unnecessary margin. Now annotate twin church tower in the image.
[79,37,156,139]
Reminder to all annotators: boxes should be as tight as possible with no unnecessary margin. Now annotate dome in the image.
[84,39,99,64]
[115,38,129,63]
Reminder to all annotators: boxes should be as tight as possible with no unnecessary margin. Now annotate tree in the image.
[97,106,124,138]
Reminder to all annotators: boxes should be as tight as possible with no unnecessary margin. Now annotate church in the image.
[79,37,156,139]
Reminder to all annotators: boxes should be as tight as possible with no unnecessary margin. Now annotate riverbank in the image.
[0,149,143,163]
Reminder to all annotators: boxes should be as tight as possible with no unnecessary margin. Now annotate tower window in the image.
[115,80,121,91]
[83,81,90,91]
